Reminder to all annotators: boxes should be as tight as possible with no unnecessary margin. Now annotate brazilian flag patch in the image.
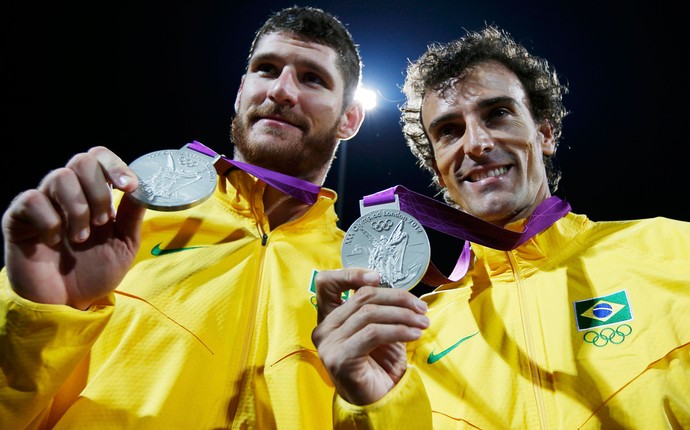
[574,290,633,331]
[309,269,350,304]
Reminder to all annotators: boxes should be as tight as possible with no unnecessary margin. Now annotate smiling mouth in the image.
[467,166,509,182]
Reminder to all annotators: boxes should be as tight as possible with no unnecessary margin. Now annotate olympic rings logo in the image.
[179,156,200,168]
[371,219,393,231]
[583,324,632,347]
[310,291,350,310]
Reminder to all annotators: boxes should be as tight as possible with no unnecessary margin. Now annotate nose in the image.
[464,122,494,157]
[267,69,298,106]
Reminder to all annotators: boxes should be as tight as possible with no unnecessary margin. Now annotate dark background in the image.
[1,0,687,267]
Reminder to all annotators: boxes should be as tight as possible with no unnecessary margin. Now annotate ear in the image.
[335,101,365,141]
[234,75,246,112]
[538,120,556,155]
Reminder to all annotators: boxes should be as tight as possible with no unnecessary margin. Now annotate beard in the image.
[230,106,341,183]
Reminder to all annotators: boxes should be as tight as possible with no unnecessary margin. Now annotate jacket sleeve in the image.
[0,270,113,429]
[333,366,432,429]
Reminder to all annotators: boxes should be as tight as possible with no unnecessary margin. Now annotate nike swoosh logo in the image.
[427,331,479,364]
[151,243,207,256]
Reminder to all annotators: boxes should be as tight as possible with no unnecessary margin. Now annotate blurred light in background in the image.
[355,86,377,110]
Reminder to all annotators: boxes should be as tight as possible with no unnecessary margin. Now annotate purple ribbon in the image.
[188,139,571,285]
[187,140,321,205]
[362,185,571,285]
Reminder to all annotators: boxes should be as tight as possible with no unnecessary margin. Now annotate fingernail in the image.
[117,175,130,187]
[416,299,428,312]
[418,315,430,327]
[76,228,89,242]
[362,271,380,284]
[96,213,109,225]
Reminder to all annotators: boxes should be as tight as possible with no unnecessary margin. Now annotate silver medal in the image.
[128,149,217,211]
[342,209,431,290]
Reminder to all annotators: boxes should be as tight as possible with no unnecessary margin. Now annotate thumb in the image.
[114,193,147,250]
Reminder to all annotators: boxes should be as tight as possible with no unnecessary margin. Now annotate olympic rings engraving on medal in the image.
[178,154,201,168]
[371,219,394,232]
[583,324,632,347]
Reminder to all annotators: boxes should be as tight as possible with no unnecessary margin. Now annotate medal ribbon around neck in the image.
[189,140,571,286]
[187,140,321,205]
[360,186,571,286]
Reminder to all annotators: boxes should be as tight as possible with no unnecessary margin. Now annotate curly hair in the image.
[401,25,568,202]
[247,6,362,108]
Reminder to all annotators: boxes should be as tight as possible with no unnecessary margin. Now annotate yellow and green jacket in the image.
[335,212,690,429]
[1,169,343,429]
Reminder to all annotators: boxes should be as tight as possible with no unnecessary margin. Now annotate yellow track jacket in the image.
[334,212,690,429]
[1,170,343,429]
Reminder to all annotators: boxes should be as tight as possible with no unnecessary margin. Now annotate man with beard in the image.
[0,6,364,429]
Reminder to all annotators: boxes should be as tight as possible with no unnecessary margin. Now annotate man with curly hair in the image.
[312,25,690,429]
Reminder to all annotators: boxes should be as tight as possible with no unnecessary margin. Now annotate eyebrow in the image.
[426,95,519,133]
[478,95,517,109]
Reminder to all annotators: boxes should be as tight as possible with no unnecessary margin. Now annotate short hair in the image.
[247,6,362,107]
[401,25,568,200]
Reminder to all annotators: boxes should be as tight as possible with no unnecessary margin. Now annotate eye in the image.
[487,107,511,121]
[254,62,279,77]
[439,124,455,136]
[435,123,462,143]
[301,72,326,87]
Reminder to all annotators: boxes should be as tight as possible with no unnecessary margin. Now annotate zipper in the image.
[226,180,270,427]
[227,178,317,426]
[508,250,549,430]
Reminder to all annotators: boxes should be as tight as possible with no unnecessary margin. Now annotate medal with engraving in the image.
[342,209,431,290]
[128,149,217,211]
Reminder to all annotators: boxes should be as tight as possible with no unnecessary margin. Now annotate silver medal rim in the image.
[128,149,217,211]
[341,208,431,290]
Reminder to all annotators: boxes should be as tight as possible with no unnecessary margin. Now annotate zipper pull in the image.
[262,234,268,246]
